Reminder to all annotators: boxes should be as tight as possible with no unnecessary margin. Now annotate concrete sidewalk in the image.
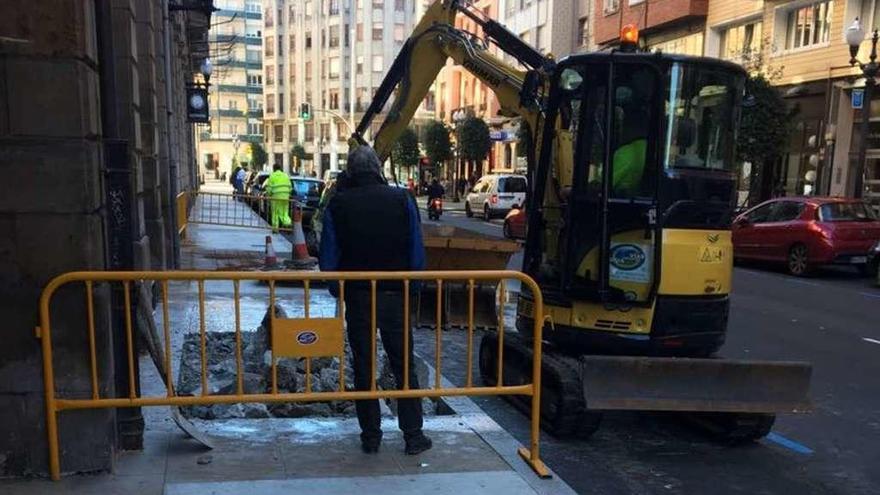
[0,189,574,494]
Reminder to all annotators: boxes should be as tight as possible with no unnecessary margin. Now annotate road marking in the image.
[765,432,814,455]
[860,291,880,299]
[783,278,820,287]
[863,338,880,345]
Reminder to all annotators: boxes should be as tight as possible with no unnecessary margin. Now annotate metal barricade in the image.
[37,270,548,480]
[182,190,301,233]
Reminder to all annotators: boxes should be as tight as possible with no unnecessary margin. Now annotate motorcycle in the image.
[428,197,443,220]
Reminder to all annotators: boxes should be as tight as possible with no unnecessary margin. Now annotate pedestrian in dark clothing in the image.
[319,146,432,456]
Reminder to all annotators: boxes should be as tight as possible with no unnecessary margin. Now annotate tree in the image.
[250,142,268,170]
[290,143,307,174]
[422,120,453,174]
[391,127,421,182]
[457,116,492,178]
[735,44,795,206]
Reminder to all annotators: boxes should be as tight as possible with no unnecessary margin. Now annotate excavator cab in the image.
[522,53,747,357]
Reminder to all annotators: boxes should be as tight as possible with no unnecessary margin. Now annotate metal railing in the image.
[180,190,302,234]
[37,270,548,480]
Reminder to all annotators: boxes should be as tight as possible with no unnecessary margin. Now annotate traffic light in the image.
[300,102,312,121]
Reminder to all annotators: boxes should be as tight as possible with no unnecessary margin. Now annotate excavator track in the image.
[479,332,602,439]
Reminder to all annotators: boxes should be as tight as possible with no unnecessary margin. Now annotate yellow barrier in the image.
[37,270,548,480]
[184,191,301,233]
[176,191,188,237]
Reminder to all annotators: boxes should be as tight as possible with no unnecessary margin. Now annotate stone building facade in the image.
[0,0,205,477]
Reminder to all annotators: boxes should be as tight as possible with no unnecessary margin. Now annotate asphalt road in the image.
[417,207,880,495]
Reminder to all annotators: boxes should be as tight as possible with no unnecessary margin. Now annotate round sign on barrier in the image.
[297,330,318,345]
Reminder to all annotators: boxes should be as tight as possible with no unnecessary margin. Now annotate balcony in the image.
[247,109,264,118]
[217,84,262,94]
[214,9,261,20]
[217,109,245,117]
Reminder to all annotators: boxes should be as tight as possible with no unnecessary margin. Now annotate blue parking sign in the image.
[853,88,865,109]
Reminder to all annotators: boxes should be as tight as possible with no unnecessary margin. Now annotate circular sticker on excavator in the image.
[609,244,646,271]
[296,331,318,345]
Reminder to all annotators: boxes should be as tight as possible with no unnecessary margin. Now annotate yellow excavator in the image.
[353,0,811,440]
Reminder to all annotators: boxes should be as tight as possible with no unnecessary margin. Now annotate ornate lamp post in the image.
[846,18,878,198]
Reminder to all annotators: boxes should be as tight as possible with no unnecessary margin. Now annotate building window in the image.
[356,56,364,74]
[395,0,405,11]
[306,32,313,49]
[277,35,283,56]
[356,23,363,41]
[344,23,350,47]
[651,32,704,56]
[858,0,880,35]
[329,25,340,48]
[228,124,238,135]
[305,0,313,17]
[372,0,383,8]
[278,93,285,114]
[274,124,284,142]
[337,121,348,140]
[265,36,274,57]
[604,0,619,14]
[373,22,383,40]
[247,74,262,86]
[278,63,285,86]
[289,124,298,140]
[721,21,762,60]
[305,122,315,141]
[306,61,313,79]
[248,122,261,135]
[329,57,340,79]
[266,94,275,113]
[578,17,589,47]
[373,55,384,72]
[394,24,406,42]
[329,89,339,110]
[785,1,833,50]
[228,100,238,110]
[266,65,275,85]
[289,34,296,50]
[264,6,274,27]
[320,123,330,141]
[330,0,340,15]
[246,48,261,63]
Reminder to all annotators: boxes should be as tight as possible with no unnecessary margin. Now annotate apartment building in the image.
[594,0,707,54]
[198,0,264,176]
[263,0,429,177]
[705,0,878,203]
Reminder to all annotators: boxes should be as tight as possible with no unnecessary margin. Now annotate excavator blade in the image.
[580,356,812,413]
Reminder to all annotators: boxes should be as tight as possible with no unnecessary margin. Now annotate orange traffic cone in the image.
[264,235,278,267]
[290,205,317,268]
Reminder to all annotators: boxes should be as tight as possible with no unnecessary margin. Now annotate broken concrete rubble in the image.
[177,304,445,419]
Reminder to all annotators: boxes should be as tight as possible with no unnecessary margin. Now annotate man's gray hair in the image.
[347,145,383,178]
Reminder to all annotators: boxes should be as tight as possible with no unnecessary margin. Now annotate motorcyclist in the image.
[426,179,444,210]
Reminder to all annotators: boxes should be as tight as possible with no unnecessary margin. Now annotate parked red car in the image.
[732,197,880,276]
[503,207,527,240]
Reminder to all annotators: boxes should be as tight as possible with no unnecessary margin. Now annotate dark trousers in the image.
[344,289,423,443]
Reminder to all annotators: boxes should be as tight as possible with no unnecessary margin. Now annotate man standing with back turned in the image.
[262,164,293,232]
[319,146,432,455]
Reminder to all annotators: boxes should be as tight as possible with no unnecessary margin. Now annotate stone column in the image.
[0,0,115,476]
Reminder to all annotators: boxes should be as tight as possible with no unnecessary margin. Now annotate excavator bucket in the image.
[415,224,519,330]
[580,356,812,413]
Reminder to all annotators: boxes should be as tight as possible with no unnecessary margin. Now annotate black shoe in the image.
[404,434,432,455]
[361,441,380,454]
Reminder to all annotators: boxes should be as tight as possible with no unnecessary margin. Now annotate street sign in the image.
[186,86,209,123]
[852,88,865,109]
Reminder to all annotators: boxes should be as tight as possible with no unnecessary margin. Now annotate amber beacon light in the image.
[621,24,639,46]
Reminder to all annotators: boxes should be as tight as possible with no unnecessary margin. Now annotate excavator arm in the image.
[352,0,551,162]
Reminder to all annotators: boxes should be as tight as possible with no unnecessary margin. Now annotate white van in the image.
[465,174,527,220]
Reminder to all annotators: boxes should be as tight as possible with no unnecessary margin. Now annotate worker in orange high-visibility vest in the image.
[261,164,293,231]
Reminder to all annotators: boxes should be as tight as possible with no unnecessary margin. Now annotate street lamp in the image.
[200,58,213,85]
[452,109,468,201]
[847,17,878,199]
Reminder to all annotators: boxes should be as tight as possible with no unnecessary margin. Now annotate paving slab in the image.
[164,471,536,495]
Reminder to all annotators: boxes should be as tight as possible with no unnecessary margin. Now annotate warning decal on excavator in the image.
[698,246,724,264]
